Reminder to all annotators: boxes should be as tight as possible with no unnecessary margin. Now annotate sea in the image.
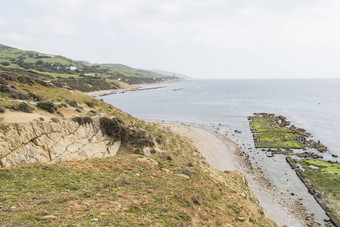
[102,79,339,158]
[101,79,340,225]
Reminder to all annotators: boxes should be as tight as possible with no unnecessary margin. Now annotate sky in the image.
[1,0,340,79]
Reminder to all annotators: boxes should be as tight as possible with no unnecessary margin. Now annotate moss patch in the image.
[249,113,327,152]
[299,159,340,221]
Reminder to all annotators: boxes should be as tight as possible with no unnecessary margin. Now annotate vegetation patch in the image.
[248,113,327,152]
[99,117,154,147]
[287,158,340,226]
[36,101,57,113]
[0,154,277,226]
[9,102,33,113]
[72,117,93,125]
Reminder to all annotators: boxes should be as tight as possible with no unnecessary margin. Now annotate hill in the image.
[0,44,180,91]
[0,63,276,226]
[148,69,192,79]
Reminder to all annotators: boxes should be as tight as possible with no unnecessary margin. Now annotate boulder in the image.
[177,173,190,180]
[136,157,158,168]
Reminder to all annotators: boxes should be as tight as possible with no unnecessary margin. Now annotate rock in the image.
[239,193,247,199]
[41,210,49,215]
[177,173,190,180]
[107,141,121,157]
[41,215,57,220]
[237,216,245,222]
[0,117,122,167]
[161,168,171,173]
[136,158,158,168]
[82,142,107,158]
[143,147,151,155]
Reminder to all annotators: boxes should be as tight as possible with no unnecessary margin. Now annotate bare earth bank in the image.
[159,122,316,227]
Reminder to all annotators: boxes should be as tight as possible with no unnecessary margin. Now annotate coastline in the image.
[157,122,318,227]
[85,79,183,97]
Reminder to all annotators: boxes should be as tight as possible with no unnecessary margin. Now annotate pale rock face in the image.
[0,142,9,157]
[107,141,121,157]
[143,147,151,155]
[0,117,121,167]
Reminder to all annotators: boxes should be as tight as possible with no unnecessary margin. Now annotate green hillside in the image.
[0,44,178,89]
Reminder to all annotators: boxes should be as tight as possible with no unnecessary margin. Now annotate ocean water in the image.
[101,79,340,225]
[102,79,340,158]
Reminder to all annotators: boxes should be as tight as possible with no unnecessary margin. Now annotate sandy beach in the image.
[159,122,316,227]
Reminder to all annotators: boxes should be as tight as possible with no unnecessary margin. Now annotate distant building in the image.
[44,54,54,58]
[84,73,95,77]
[69,66,78,71]
[38,54,54,58]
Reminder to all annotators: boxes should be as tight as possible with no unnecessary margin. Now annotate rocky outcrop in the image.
[0,116,120,168]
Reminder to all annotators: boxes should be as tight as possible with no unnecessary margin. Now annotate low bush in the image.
[0,62,10,66]
[72,117,93,125]
[100,117,127,141]
[0,106,5,113]
[10,103,33,113]
[0,85,28,100]
[177,167,193,178]
[36,101,57,113]
[85,101,95,108]
[0,77,8,85]
[66,100,78,107]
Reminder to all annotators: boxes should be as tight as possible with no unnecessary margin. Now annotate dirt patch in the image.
[1,111,53,123]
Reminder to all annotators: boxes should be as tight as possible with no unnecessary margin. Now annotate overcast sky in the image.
[1,0,340,79]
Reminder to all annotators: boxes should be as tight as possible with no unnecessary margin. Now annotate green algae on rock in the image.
[287,158,340,226]
[248,113,327,152]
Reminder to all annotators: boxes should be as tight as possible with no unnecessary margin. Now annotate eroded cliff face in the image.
[0,116,120,168]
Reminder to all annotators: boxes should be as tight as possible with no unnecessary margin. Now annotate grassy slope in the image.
[0,70,276,226]
[0,44,172,80]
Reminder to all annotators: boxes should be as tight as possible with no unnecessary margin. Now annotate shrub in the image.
[0,85,28,100]
[0,106,5,113]
[18,103,33,113]
[17,75,35,85]
[0,85,11,93]
[158,153,173,161]
[0,73,16,81]
[28,92,44,101]
[66,100,78,107]
[0,62,10,66]
[72,117,93,125]
[0,77,8,85]
[11,91,28,100]
[177,167,193,178]
[100,117,126,140]
[85,101,95,108]
[36,101,57,113]
[10,103,33,113]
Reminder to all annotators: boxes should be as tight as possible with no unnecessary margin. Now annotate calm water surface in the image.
[102,79,340,158]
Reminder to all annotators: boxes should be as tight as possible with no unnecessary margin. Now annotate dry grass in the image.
[0,124,277,226]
